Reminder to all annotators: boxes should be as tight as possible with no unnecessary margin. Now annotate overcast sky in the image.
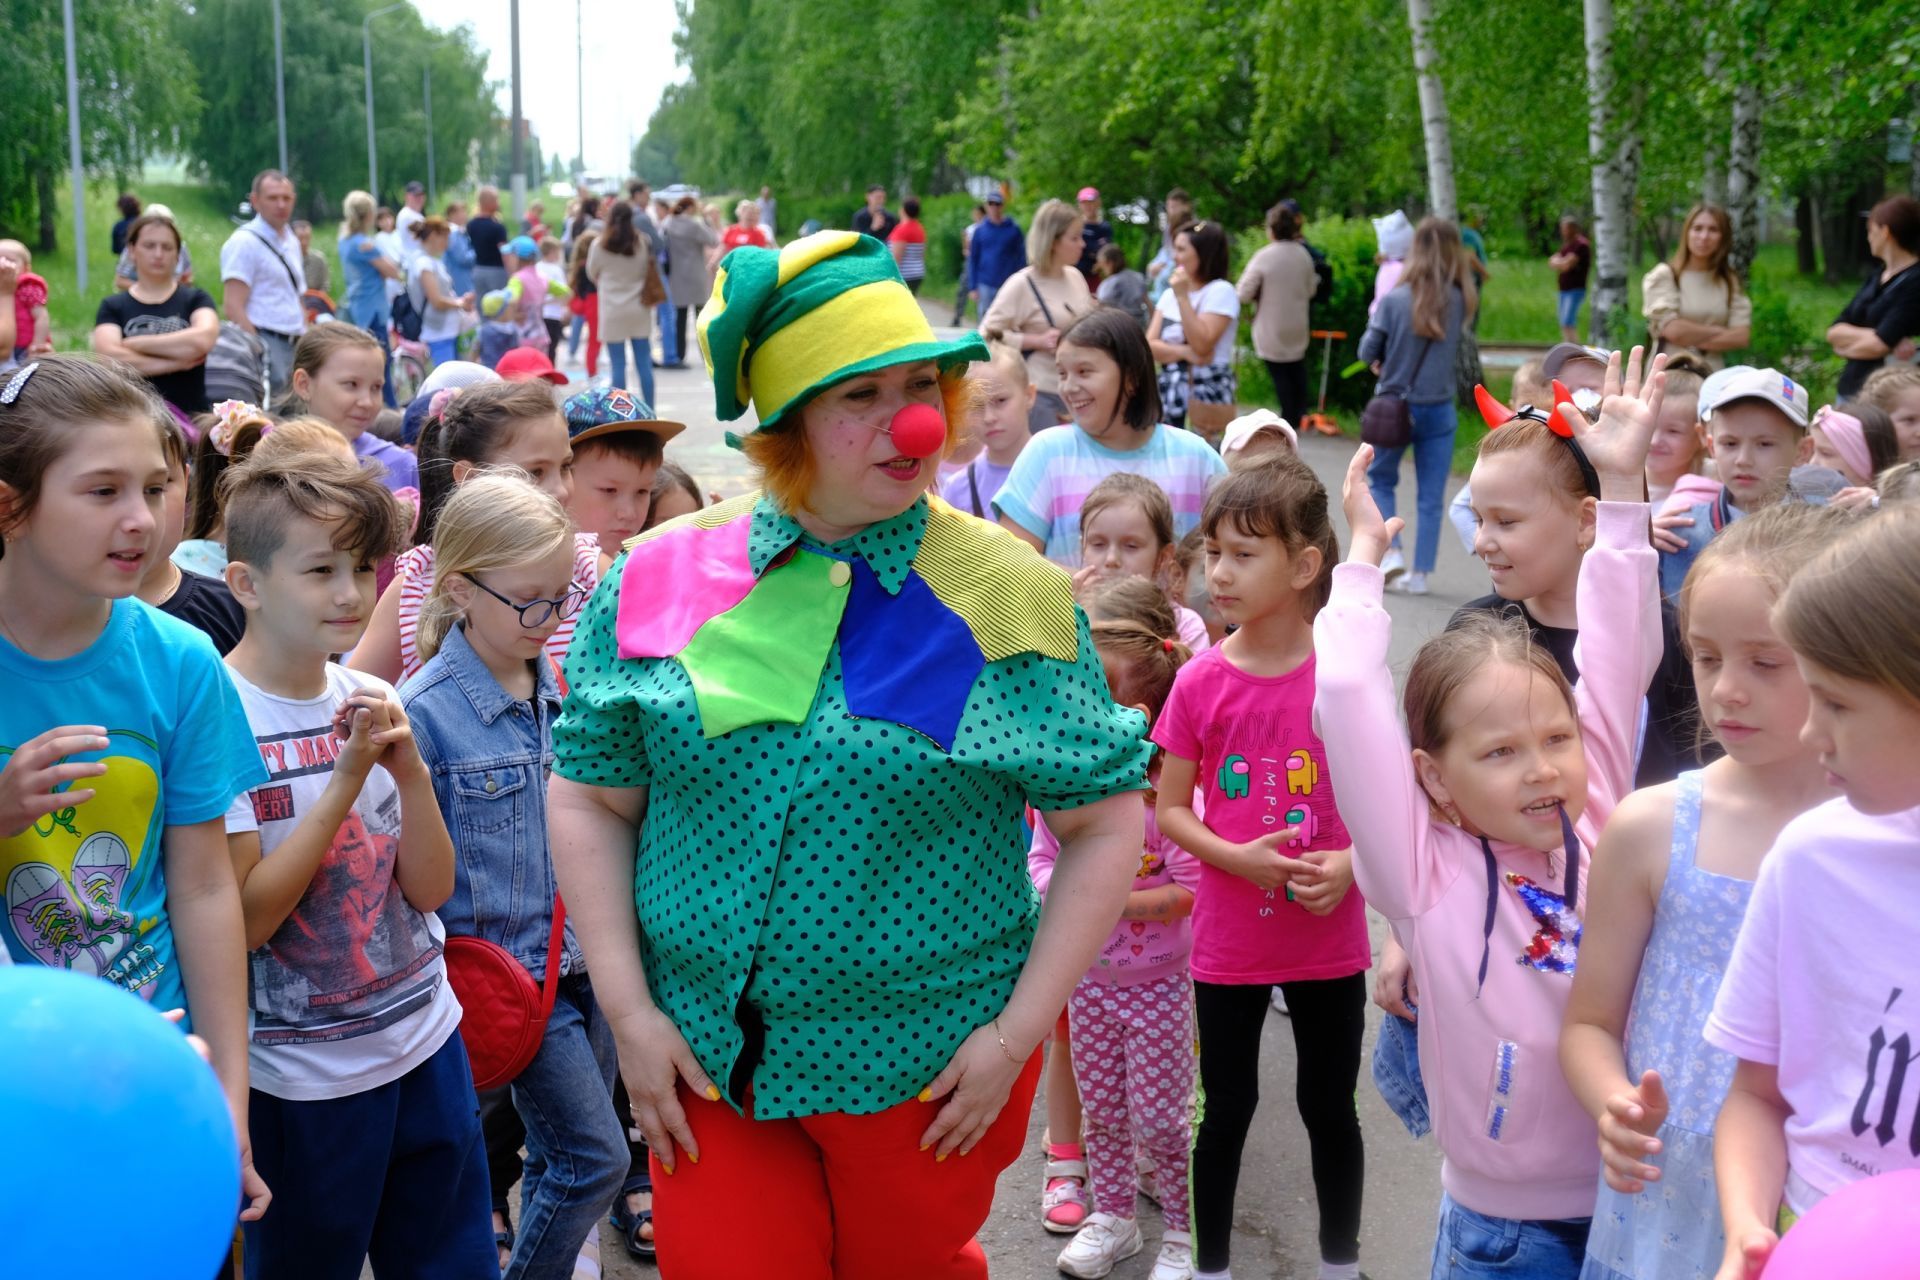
[411,0,685,178]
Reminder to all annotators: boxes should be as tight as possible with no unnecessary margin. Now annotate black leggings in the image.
[1265,358,1310,429]
[1192,974,1366,1270]
[672,306,691,365]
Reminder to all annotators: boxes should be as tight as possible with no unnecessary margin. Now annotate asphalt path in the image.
[456,315,1503,1280]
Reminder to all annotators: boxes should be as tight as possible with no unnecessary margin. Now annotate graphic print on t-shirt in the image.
[246,723,442,1046]
[120,311,189,339]
[2,731,165,999]
[1208,722,1336,916]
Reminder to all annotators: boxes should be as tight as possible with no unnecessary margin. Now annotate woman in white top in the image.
[406,217,473,366]
[1148,219,1240,438]
[982,198,1094,433]
[1642,204,1751,370]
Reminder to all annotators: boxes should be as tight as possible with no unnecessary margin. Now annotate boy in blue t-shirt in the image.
[1658,366,1814,598]
[219,451,493,1277]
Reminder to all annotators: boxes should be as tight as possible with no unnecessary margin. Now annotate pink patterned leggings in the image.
[1066,972,1196,1229]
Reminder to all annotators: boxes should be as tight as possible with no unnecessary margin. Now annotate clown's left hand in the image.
[916,1022,1031,1160]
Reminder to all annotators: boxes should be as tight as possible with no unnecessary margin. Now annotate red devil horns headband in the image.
[1472,383,1601,497]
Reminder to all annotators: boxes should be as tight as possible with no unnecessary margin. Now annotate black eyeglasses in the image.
[462,575,590,628]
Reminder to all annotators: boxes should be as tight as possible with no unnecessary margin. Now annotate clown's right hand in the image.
[0,726,109,838]
[612,1005,719,1174]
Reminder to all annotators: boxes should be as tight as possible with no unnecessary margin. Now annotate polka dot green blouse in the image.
[553,494,1151,1118]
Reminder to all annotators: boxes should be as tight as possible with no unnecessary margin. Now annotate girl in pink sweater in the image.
[1031,619,1202,1280]
[1315,349,1665,1280]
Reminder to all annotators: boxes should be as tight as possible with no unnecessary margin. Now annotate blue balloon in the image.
[0,968,240,1278]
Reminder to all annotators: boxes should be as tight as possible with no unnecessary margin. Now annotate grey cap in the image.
[404,180,426,195]
[1541,342,1609,378]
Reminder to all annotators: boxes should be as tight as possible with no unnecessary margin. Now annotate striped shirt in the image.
[395,533,602,681]
[991,424,1227,568]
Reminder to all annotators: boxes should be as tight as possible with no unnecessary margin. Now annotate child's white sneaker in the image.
[1149,1230,1196,1280]
[1380,548,1406,583]
[1400,571,1429,595]
[1057,1213,1144,1278]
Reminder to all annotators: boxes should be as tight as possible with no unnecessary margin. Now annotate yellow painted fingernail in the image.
[917,1088,932,1103]
[705,1085,721,1101]
[935,1153,947,1163]
[661,1162,674,1177]
[919,1143,930,1152]
[688,1151,698,1165]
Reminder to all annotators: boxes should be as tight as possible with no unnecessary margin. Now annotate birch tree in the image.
[1406,0,1457,220]
[1726,71,1763,279]
[1582,0,1632,345]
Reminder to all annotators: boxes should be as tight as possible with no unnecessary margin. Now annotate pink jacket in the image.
[1312,502,1660,1221]
[1029,806,1201,987]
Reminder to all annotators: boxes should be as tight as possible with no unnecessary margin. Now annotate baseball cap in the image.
[495,348,569,385]
[507,235,538,259]
[1541,342,1609,378]
[1698,365,1808,429]
[404,181,425,195]
[1219,409,1299,458]
[1077,187,1100,203]
[985,191,1004,205]
[561,387,686,447]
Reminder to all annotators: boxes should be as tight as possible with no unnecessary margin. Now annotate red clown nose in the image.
[886,403,946,459]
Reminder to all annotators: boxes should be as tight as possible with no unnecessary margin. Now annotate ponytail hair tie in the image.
[207,398,268,457]
[428,386,463,421]
[1162,638,1175,653]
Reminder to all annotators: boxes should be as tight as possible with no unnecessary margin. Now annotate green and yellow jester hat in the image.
[696,230,988,441]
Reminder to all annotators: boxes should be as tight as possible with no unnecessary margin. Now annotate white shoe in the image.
[1057,1213,1144,1278]
[1148,1231,1196,1280]
[1401,572,1429,595]
[1270,986,1290,1015]
[1379,548,1406,583]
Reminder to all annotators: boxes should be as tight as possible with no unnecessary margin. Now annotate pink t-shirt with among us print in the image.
[1151,645,1369,985]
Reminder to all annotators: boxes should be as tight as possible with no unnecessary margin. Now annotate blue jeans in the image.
[975,281,1000,326]
[503,975,627,1280]
[367,318,398,408]
[427,337,458,367]
[1430,1195,1590,1279]
[656,300,679,366]
[1372,1009,1430,1139]
[1366,399,1458,574]
[243,1031,496,1279]
[607,338,655,405]
[1557,289,1586,332]
[566,311,585,358]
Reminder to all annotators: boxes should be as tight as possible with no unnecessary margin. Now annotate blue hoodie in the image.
[967,215,1027,292]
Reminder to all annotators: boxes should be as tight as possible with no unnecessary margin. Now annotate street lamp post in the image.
[62,0,85,292]
[424,65,435,204]
[272,0,288,173]
[363,3,406,199]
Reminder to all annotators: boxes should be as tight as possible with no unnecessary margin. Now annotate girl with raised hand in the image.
[1560,503,1847,1280]
[1316,349,1664,1279]
[1705,503,1920,1280]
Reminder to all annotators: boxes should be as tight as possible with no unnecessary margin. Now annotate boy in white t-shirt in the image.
[220,452,494,1277]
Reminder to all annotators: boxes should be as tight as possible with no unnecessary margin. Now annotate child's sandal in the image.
[1041,1154,1091,1234]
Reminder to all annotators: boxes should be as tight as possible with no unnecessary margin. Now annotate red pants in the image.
[653,1055,1041,1280]
[577,294,601,377]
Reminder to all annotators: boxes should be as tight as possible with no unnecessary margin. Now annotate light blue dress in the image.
[1581,771,1753,1280]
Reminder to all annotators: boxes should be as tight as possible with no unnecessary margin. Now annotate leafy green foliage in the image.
[172,0,493,215]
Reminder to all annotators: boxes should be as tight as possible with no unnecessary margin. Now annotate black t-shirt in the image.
[157,569,246,655]
[1451,593,1711,789]
[95,286,218,414]
[1834,262,1920,398]
[111,215,136,256]
[1078,220,1114,278]
[1556,236,1592,291]
[468,216,508,268]
[852,207,898,240]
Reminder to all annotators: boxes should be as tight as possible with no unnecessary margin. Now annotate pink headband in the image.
[1814,405,1872,482]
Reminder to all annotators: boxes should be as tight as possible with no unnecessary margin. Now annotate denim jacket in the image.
[401,623,583,977]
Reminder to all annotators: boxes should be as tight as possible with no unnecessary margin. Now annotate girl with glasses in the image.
[400,472,629,1278]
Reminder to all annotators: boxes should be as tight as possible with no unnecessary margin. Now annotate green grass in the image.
[20,180,241,349]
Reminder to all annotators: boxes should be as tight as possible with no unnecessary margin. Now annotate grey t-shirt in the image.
[1357,284,1464,405]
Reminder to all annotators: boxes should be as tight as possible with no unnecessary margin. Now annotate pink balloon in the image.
[1764,1168,1920,1280]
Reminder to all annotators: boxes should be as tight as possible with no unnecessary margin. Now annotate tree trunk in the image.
[1582,0,1631,347]
[1912,83,1920,197]
[1406,0,1457,221]
[34,167,58,255]
[1726,73,1762,280]
[1794,190,1818,275]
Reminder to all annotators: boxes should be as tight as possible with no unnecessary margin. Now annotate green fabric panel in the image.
[681,549,850,737]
